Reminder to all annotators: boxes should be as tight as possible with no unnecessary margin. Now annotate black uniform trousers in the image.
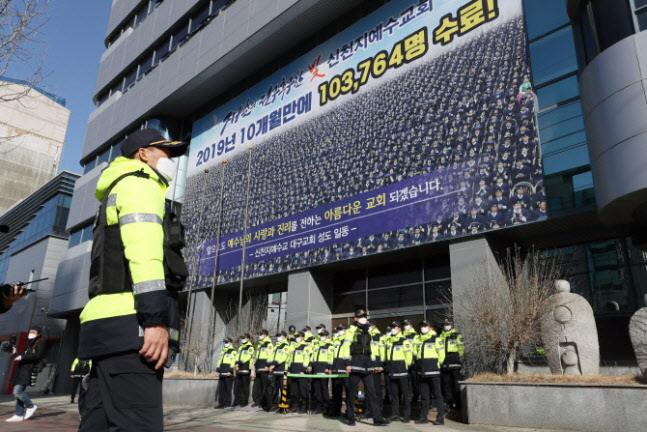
[441,368,462,408]
[383,373,392,406]
[410,369,420,403]
[312,377,329,412]
[389,375,411,420]
[71,377,82,402]
[217,375,234,407]
[419,375,444,421]
[363,372,382,418]
[78,351,163,432]
[234,374,250,406]
[270,374,285,408]
[330,377,346,416]
[288,376,307,411]
[252,371,271,409]
[346,372,383,421]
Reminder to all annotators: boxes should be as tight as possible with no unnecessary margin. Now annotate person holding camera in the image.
[6,325,45,422]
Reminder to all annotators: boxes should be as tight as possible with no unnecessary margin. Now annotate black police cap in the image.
[260,328,269,335]
[355,309,367,317]
[390,321,402,328]
[420,320,431,327]
[302,325,311,331]
[403,319,412,325]
[121,128,188,158]
[276,331,287,338]
[296,331,305,337]
[321,330,329,336]
[288,325,296,332]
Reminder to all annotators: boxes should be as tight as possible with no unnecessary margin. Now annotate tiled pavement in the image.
[0,394,571,432]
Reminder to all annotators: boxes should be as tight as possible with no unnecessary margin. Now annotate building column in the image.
[53,316,80,395]
[449,237,506,332]
[286,270,333,331]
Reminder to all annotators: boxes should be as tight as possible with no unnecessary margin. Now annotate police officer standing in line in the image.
[268,331,290,410]
[365,320,383,419]
[326,324,348,419]
[309,329,333,415]
[233,333,254,407]
[381,324,393,411]
[77,129,187,432]
[252,329,274,411]
[287,331,311,413]
[341,310,389,426]
[440,320,464,411]
[70,358,92,404]
[415,320,445,425]
[215,338,237,408]
[288,325,298,345]
[385,321,413,423]
[402,319,420,411]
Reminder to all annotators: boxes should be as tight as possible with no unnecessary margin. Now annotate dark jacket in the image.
[11,338,45,387]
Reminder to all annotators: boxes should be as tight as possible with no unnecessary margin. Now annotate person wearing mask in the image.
[402,319,419,411]
[365,320,383,419]
[302,326,315,345]
[70,358,92,404]
[440,320,464,411]
[385,321,413,423]
[288,325,298,346]
[233,333,254,407]
[215,338,237,409]
[6,325,45,422]
[287,331,311,413]
[268,331,290,411]
[315,324,326,345]
[380,324,393,412]
[309,330,333,415]
[252,329,273,411]
[340,310,389,426]
[326,325,348,419]
[77,129,187,432]
[415,320,445,425]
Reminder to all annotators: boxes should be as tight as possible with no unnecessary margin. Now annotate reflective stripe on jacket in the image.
[217,346,238,374]
[385,332,413,377]
[237,342,255,374]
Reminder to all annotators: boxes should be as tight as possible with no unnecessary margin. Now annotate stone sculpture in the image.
[629,294,647,376]
[539,280,600,375]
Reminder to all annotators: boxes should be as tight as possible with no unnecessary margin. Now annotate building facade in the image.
[0,79,69,215]
[0,171,78,394]
[51,0,647,382]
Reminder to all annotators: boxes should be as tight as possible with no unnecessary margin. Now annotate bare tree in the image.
[179,315,209,376]
[455,246,563,375]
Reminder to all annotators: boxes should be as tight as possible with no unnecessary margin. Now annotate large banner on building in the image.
[184,0,547,287]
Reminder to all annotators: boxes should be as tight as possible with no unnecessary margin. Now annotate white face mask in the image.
[27,333,37,340]
[296,338,302,343]
[421,327,429,334]
[444,325,452,332]
[224,343,231,348]
[146,149,176,181]
[404,325,411,331]
[391,329,398,336]
[358,318,367,325]
[317,328,323,334]
[321,337,327,342]
[241,339,248,344]
[278,337,285,342]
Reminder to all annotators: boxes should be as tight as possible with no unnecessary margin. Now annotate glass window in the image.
[97,147,110,166]
[523,0,570,40]
[368,285,423,310]
[636,0,647,8]
[536,75,579,109]
[135,4,148,27]
[591,0,635,51]
[540,112,585,146]
[123,68,136,90]
[424,280,451,306]
[110,81,122,97]
[368,260,422,289]
[333,292,365,314]
[171,22,189,50]
[81,225,94,243]
[110,143,122,161]
[542,131,589,174]
[529,26,577,86]
[191,4,210,31]
[68,230,82,248]
[83,158,96,174]
[638,8,647,30]
[545,167,596,213]
[424,257,450,281]
[334,270,365,294]
[154,39,170,64]
[139,53,153,78]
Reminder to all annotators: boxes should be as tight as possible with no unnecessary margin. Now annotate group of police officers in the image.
[215,309,464,426]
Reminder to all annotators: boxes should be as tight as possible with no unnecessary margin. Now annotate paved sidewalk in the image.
[0,394,571,432]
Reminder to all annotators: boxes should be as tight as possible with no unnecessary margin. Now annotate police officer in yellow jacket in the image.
[216,338,238,408]
[287,331,311,413]
[440,320,464,410]
[366,320,384,419]
[385,321,413,423]
[252,329,273,411]
[78,129,188,432]
[402,319,420,409]
[340,310,389,426]
[234,333,254,407]
[268,331,290,410]
[415,320,445,425]
[309,330,333,415]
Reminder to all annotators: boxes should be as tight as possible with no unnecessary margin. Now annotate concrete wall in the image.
[463,382,647,432]
[580,31,647,225]
[0,83,70,215]
[163,377,218,407]
[286,270,332,331]
[48,241,93,317]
